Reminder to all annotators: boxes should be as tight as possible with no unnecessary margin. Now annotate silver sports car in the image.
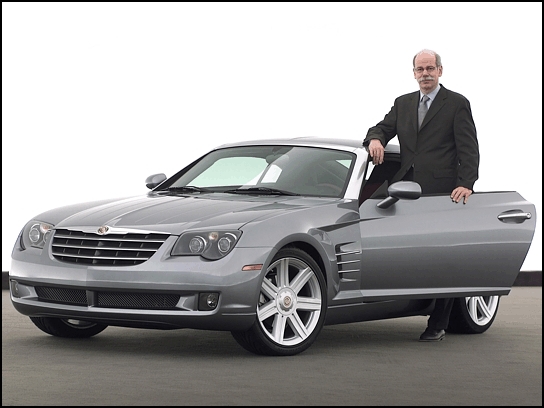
[9,137,536,356]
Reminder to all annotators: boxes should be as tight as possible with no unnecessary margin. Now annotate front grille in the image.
[36,286,87,305]
[35,286,180,310]
[97,292,179,309]
[52,229,170,266]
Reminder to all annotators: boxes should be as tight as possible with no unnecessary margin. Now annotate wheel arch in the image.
[279,241,328,287]
[266,234,332,288]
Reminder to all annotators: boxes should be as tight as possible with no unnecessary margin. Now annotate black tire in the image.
[446,295,501,334]
[231,247,327,356]
[29,317,108,338]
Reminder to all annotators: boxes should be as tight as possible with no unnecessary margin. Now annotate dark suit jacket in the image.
[363,84,479,195]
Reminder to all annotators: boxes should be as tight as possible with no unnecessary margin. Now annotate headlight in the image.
[171,230,242,260]
[19,220,54,250]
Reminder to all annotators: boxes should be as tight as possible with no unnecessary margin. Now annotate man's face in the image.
[413,53,442,93]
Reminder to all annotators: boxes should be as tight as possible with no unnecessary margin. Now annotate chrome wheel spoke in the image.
[296,296,321,311]
[467,297,479,321]
[277,258,290,288]
[271,314,288,343]
[477,297,494,320]
[290,267,313,293]
[258,300,278,322]
[287,313,309,340]
[261,276,278,300]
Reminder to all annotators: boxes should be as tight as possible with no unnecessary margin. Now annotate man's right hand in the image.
[368,139,385,164]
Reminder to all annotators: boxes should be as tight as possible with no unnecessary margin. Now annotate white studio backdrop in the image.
[2,2,542,272]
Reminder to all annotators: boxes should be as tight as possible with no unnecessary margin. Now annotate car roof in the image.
[214,136,400,154]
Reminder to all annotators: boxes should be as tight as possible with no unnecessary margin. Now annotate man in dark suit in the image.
[363,49,480,342]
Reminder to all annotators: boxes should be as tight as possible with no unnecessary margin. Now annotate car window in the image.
[190,157,268,187]
[256,164,282,183]
[359,156,401,205]
[164,146,355,197]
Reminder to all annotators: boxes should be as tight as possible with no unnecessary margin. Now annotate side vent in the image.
[335,242,361,277]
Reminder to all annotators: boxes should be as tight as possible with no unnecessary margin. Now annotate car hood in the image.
[49,193,333,235]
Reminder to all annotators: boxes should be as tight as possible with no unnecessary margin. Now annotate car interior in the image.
[358,156,401,205]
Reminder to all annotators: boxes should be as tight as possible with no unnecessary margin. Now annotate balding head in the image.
[413,49,442,67]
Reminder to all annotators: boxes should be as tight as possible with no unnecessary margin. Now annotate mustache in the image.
[418,76,434,83]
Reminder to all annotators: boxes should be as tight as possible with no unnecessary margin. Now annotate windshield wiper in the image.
[224,187,299,196]
[165,186,211,194]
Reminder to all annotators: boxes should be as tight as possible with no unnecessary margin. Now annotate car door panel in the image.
[358,191,536,300]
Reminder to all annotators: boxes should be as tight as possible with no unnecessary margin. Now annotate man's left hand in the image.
[451,187,472,204]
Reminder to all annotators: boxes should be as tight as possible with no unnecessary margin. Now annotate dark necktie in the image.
[418,95,430,128]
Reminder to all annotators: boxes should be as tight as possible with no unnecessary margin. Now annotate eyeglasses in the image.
[414,66,437,74]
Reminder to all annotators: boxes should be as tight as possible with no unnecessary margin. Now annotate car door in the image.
[358,177,536,302]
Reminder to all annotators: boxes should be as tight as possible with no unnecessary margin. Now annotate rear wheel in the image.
[447,295,500,334]
[231,247,327,356]
[30,317,108,338]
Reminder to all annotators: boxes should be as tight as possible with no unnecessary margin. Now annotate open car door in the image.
[358,157,536,301]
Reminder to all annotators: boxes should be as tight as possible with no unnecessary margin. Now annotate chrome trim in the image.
[335,250,361,256]
[51,243,158,251]
[338,269,359,274]
[53,253,150,261]
[61,226,170,235]
[337,260,359,265]
[53,233,166,243]
[498,212,532,220]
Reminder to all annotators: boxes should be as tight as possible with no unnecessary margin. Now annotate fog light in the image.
[198,292,219,311]
[10,280,20,298]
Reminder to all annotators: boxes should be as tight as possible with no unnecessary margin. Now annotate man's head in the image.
[413,49,442,94]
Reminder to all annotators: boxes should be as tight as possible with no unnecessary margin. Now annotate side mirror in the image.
[377,181,421,209]
[145,173,167,189]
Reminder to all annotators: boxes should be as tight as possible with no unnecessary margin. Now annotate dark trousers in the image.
[427,298,455,330]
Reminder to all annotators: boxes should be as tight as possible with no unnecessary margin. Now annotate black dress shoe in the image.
[419,328,445,342]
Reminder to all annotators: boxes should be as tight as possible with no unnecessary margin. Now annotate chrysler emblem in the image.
[97,226,110,235]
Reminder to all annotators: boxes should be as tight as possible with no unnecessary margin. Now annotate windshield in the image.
[159,145,355,198]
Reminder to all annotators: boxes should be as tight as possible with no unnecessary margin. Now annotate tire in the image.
[29,317,108,338]
[446,295,500,334]
[231,247,327,356]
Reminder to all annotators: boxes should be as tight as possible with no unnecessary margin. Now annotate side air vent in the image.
[335,242,361,275]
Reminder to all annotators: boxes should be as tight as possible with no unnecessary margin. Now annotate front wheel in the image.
[30,317,108,338]
[446,295,500,334]
[231,247,327,356]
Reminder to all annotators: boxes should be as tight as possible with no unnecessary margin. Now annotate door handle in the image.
[498,211,532,223]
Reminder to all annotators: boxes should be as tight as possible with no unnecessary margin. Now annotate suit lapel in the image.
[412,92,420,133]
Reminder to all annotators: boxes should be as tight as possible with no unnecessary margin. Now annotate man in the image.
[363,49,480,341]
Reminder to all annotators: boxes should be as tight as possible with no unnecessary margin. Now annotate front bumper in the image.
[9,239,272,331]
